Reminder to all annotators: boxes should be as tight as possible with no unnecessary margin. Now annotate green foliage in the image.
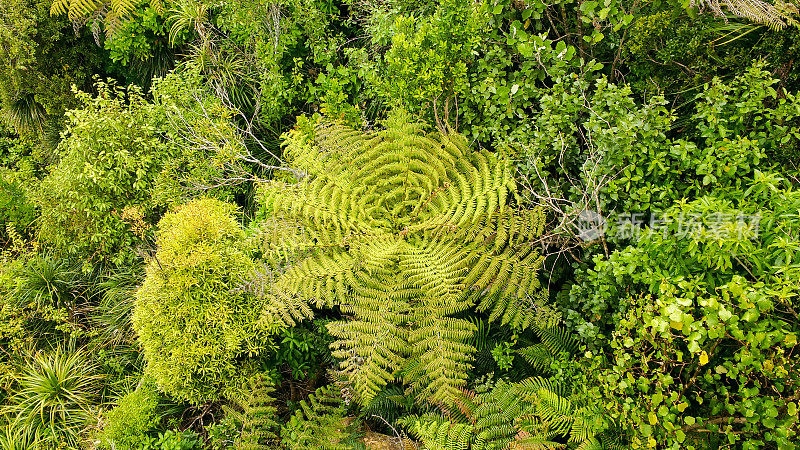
[623,7,800,99]
[406,376,622,449]
[567,183,800,448]
[221,375,281,450]
[378,0,483,115]
[693,0,798,30]
[280,385,362,450]
[104,4,170,65]
[132,197,276,403]
[10,254,86,314]
[1,253,89,345]
[93,264,143,345]
[0,179,37,244]
[2,348,99,448]
[97,378,162,450]
[410,420,473,450]
[259,112,551,406]
[0,426,36,450]
[514,325,579,374]
[34,80,178,263]
[146,429,202,450]
[273,322,333,380]
[4,0,800,446]
[0,0,106,141]
[49,0,162,39]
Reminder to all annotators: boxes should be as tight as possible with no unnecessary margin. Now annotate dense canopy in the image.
[0,0,798,449]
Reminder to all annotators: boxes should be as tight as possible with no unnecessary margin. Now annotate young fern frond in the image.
[258,112,552,407]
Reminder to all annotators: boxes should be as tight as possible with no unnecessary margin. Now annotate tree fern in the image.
[258,112,551,406]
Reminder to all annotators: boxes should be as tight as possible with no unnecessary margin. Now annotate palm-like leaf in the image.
[3,348,100,448]
[2,93,45,136]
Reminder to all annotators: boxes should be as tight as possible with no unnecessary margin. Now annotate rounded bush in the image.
[132,198,274,403]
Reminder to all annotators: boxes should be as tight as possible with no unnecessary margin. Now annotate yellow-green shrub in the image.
[132,198,275,403]
[97,379,161,450]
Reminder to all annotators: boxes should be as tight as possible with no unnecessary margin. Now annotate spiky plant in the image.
[3,348,100,448]
[12,254,88,317]
[2,93,46,136]
[258,112,552,407]
[0,422,37,450]
[0,424,37,450]
[93,265,143,344]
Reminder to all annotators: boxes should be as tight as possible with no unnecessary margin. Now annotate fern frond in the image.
[411,420,473,450]
[533,326,579,356]
[260,114,548,406]
[281,385,360,450]
[50,0,140,38]
[405,316,476,405]
[692,0,799,29]
[224,375,280,450]
[516,344,553,373]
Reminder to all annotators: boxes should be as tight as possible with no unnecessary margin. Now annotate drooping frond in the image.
[50,0,162,39]
[280,385,361,450]
[404,377,625,450]
[258,112,550,406]
[223,376,281,450]
[410,420,474,450]
[691,0,799,29]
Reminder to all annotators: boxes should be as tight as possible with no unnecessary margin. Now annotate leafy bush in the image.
[34,81,178,263]
[132,197,276,403]
[97,378,162,450]
[565,179,800,448]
